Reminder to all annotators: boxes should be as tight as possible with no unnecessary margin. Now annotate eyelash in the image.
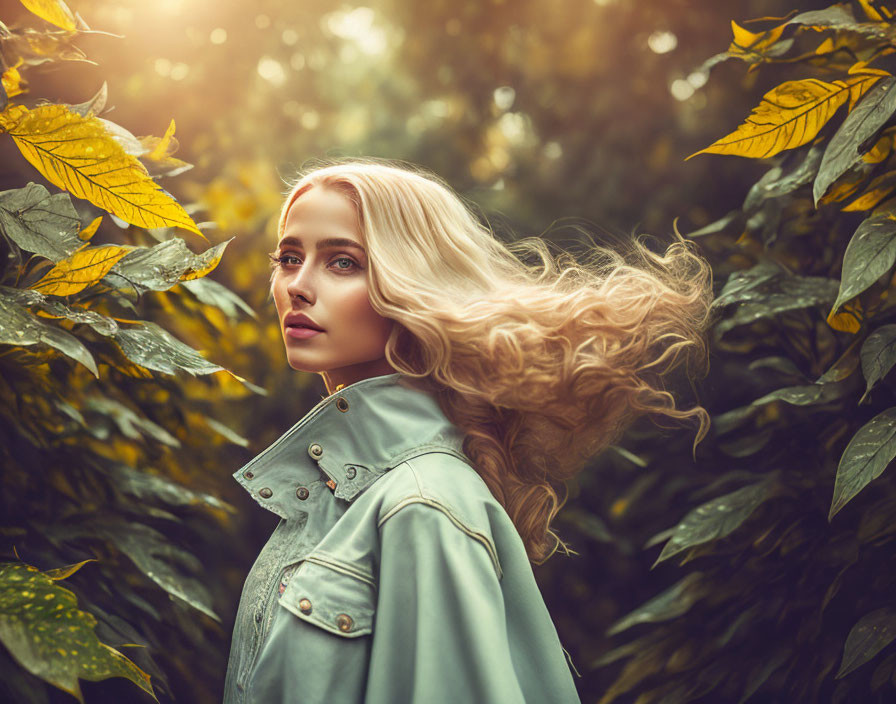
[267,251,360,273]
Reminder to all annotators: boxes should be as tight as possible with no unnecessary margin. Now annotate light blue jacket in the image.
[223,372,582,703]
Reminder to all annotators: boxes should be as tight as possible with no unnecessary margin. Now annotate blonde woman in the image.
[223,158,712,703]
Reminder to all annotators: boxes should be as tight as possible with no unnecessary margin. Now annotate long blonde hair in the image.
[275,157,713,564]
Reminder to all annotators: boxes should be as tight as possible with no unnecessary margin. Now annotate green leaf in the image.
[204,416,249,447]
[787,5,862,32]
[684,210,741,238]
[560,508,614,544]
[743,143,823,213]
[112,321,224,376]
[713,261,782,307]
[0,562,156,703]
[830,406,896,520]
[870,652,896,692]
[860,323,896,401]
[752,378,856,407]
[0,285,120,337]
[83,397,180,447]
[606,572,708,636]
[747,355,807,382]
[652,475,779,567]
[0,289,98,377]
[37,298,119,336]
[107,237,233,296]
[738,646,790,704]
[787,5,888,39]
[0,182,82,262]
[717,275,839,323]
[836,607,896,678]
[815,77,896,205]
[831,216,896,313]
[99,461,235,513]
[101,522,220,622]
[179,276,256,320]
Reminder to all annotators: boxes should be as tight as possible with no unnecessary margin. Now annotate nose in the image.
[284,258,315,304]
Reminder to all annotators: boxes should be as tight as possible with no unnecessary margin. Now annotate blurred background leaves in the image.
[8,0,889,702]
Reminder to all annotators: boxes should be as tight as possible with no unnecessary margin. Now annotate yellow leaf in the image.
[687,72,886,160]
[18,0,76,32]
[861,129,896,164]
[0,104,205,239]
[728,20,787,57]
[857,0,885,21]
[819,170,866,204]
[842,170,896,211]
[139,119,192,178]
[44,559,97,581]
[31,244,131,296]
[148,119,175,161]
[78,215,102,241]
[815,37,835,55]
[1,59,27,99]
[3,27,92,68]
[827,298,863,333]
[178,239,229,281]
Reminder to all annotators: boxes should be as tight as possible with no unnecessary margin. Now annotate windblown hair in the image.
[274,157,713,564]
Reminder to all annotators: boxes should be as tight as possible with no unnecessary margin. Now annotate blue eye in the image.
[268,252,300,268]
[267,252,359,272]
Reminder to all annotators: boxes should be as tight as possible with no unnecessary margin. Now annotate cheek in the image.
[338,284,390,336]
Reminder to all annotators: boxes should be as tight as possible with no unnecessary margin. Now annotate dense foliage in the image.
[11,0,896,702]
[0,1,261,702]
[582,2,896,701]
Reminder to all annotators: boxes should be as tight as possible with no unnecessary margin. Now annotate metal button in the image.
[336,613,353,632]
[308,443,323,459]
[259,487,273,499]
[298,598,312,613]
[345,466,356,479]
[254,610,262,623]
[335,397,349,412]
[296,486,310,500]
[243,470,254,479]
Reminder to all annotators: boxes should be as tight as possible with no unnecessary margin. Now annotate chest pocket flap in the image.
[279,556,376,638]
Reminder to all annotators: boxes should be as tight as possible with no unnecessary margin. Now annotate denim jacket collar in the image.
[233,372,467,518]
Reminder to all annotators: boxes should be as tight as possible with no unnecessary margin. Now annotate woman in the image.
[223,158,712,703]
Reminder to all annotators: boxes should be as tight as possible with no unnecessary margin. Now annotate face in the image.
[270,185,395,392]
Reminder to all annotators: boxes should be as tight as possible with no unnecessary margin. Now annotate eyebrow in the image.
[277,235,365,252]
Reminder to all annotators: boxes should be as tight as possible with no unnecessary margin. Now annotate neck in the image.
[319,357,397,395]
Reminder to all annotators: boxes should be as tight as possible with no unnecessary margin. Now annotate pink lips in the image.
[286,326,323,339]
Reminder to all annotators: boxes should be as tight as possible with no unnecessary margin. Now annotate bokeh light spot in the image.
[257,56,287,86]
[300,111,320,129]
[493,86,516,111]
[670,78,694,101]
[154,58,172,77]
[648,30,678,54]
[544,141,563,159]
[324,7,387,55]
[170,63,190,81]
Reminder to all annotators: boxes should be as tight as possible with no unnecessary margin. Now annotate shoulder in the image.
[371,451,506,579]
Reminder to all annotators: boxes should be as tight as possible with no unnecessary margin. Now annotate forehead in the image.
[282,186,359,234]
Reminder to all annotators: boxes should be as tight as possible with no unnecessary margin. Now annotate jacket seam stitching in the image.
[378,497,504,581]
[302,554,377,589]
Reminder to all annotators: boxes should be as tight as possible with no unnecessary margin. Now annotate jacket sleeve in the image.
[363,500,527,704]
